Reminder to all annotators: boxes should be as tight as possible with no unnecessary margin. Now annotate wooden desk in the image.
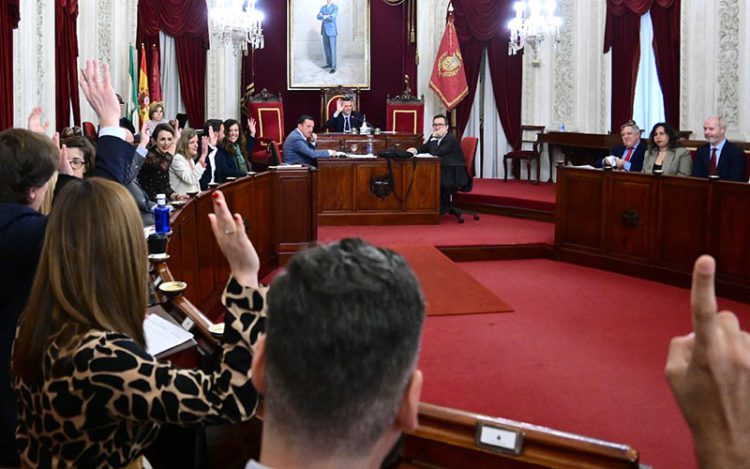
[316,131,423,153]
[556,166,750,302]
[317,157,441,225]
[539,132,621,182]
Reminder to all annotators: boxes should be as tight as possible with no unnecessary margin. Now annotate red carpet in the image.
[418,259,750,469]
[317,213,554,247]
[454,178,556,212]
[389,245,512,316]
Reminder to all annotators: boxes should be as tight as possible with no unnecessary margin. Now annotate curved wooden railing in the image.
[148,168,640,468]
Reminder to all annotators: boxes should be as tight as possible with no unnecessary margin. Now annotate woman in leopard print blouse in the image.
[12,180,264,468]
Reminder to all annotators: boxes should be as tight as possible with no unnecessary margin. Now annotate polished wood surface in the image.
[317,157,441,225]
[556,166,750,302]
[315,131,423,153]
[401,403,639,469]
[162,168,317,322]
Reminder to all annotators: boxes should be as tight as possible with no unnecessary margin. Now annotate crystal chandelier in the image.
[209,0,265,53]
[507,0,562,64]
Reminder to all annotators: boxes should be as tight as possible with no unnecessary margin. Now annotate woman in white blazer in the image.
[641,122,692,177]
[170,128,207,195]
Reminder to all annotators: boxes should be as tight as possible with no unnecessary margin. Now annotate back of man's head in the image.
[264,238,425,457]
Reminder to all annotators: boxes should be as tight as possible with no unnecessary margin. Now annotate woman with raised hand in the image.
[214,118,256,183]
[12,180,264,468]
[169,128,207,195]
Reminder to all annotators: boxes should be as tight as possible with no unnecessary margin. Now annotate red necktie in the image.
[709,147,717,176]
[624,147,634,162]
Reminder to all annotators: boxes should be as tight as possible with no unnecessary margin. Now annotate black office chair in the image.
[444,137,480,224]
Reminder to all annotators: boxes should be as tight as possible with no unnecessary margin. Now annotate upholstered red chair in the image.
[386,85,424,135]
[503,125,545,184]
[246,89,285,165]
[445,136,480,224]
[82,121,97,141]
[320,86,360,130]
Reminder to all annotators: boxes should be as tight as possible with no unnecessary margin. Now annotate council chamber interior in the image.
[2,0,750,468]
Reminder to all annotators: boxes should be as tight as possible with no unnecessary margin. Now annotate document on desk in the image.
[144,313,195,356]
[269,164,305,169]
[347,153,377,158]
[415,153,436,158]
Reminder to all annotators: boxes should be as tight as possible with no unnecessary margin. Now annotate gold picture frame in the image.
[287,0,371,90]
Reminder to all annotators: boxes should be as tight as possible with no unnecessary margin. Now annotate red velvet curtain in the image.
[136,0,208,128]
[604,0,679,131]
[55,0,81,131]
[452,0,522,149]
[0,1,20,130]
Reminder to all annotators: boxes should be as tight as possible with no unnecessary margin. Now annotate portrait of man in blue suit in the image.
[318,0,338,73]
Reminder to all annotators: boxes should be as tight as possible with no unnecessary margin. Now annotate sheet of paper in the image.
[415,153,436,158]
[144,314,195,356]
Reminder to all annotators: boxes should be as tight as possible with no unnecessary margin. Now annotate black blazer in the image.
[326,112,364,132]
[417,132,470,190]
[594,142,646,172]
[692,141,747,181]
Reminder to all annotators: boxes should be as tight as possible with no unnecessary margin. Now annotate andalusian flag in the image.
[429,14,468,111]
[128,44,138,125]
[138,44,150,127]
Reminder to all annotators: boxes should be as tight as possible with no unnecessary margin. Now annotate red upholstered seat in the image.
[82,121,97,141]
[503,125,545,184]
[461,136,478,176]
[386,85,424,135]
[246,89,285,166]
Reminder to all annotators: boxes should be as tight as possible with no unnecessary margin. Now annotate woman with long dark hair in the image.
[641,122,692,176]
[214,118,257,183]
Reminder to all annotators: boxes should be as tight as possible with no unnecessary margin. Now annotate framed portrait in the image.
[287,0,371,90]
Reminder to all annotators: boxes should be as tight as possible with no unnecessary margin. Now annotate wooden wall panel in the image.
[604,176,653,261]
[556,170,603,249]
[654,178,708,270]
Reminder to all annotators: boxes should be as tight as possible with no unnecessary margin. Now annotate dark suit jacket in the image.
[692,140,747,181]
[326,112,364,132]
[417,132,469,190]
[594,142,646,172]
[214,137,256,184]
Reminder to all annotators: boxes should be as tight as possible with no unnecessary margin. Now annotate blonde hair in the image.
[176,127,198,158]
[38,171,58,215]
[13,178,148,384]
[148,102,165,120]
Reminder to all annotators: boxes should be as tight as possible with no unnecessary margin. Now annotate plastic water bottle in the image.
[367,135,374,155]
[559,122,566,132]
[154,193,171,234]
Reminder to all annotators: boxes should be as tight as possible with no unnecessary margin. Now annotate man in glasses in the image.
[407,114,469,212]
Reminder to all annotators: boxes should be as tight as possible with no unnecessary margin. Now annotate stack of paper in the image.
[144,314,195,356]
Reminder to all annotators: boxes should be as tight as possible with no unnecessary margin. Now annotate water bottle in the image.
[360,115,369,134]
[367,135,374,155]
[559,122,566,132]
[154,193,171,234]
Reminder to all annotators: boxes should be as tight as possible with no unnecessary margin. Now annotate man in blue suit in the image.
[318,0,338,74]
[282,115,335,166]
[692,115,747,181]
[594,120,646,172]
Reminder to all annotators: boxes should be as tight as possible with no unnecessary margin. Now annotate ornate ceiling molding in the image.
[97,0,113,65]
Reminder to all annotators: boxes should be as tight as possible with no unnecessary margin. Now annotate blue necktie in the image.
[344,116,350,132]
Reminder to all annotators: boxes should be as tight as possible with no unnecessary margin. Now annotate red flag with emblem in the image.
[429,14,468,111]
[150,44,162,103]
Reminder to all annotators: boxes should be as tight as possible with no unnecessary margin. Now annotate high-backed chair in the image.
[386,82,424,134]
[445,136,480,224]
[503,125,545,184]
[82,121,97,142]
[246,89,285,164]
[320,86,360,130]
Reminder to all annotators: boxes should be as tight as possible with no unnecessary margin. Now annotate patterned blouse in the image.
[138,149,174,201]
[14,279,266,468]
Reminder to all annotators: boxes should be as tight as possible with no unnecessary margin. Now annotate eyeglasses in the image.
[432,123,446,128]
[68,158,85,169]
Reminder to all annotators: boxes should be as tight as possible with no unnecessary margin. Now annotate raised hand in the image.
[79,60,120,128]
[58,144,74,177]
[335,98,344,115]
[247,117,257,137]
[138,122,151,151]
[27,107,50,135]
[170,121,181,155]
[200,136,208,158]
[208,191,259,289]
[208,125,218,146]
[665,255,750,468]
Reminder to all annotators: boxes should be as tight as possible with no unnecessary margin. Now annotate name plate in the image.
[475,422,524,455]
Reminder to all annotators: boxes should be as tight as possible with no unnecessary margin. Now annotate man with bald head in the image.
[692,115,746,181]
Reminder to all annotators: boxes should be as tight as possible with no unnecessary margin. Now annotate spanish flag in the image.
[429,14,468,111]
[138,44,150,127]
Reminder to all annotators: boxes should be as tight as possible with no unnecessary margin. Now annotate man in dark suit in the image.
[407,114,469,211]
[595,120,645,172]
[283,115,336,166]
[692,115,746,181]
[325,97,364,132]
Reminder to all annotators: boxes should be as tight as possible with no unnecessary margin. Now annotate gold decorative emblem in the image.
[437,52,463,78]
